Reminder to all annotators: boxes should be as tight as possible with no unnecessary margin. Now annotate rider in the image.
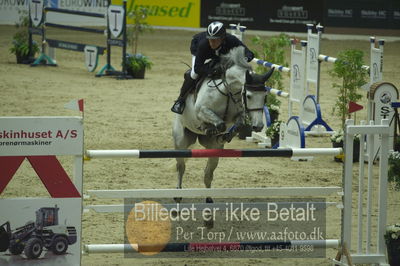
[171,21,255,114]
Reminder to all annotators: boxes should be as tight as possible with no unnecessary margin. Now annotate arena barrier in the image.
[82,119,390,265]
[28,0,130,78]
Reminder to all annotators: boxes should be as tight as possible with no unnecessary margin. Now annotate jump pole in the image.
[86,148,342,159]
[86,186,342,199]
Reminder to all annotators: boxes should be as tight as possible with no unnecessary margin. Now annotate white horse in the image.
[172,46,274,201]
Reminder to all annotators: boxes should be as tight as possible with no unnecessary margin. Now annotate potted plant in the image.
[329,49,368,162]
[330,49,368,130]
[266,94,281,123]
[330,129,360,162]
[238,114,253,140]
[265,120,282,147]
[388,151,400,190]
[124,53,152,79]
[10,10,39,64]
[252,33,289,121]
[125,7,153,79]
[394,137,400,152]
[384,223,400,265]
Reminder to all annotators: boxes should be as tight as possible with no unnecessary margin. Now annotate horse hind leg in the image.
[203,155,221,229]
[173,120,197,202]
[198,135,224,202]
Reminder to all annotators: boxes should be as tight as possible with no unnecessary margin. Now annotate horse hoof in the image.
[216,123,226,133]
[174,197,182,203]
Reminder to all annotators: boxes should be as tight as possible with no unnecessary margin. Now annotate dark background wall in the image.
[200,0,400,32]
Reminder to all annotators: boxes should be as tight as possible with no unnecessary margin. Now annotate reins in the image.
[207,71,243,121]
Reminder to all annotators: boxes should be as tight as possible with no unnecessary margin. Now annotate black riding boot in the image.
[171,71,196,114]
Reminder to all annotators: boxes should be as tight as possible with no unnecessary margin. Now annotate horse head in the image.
[219,47,275,133]
[244,68,275,132]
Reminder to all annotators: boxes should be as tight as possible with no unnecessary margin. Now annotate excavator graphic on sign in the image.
[0,205,77,259]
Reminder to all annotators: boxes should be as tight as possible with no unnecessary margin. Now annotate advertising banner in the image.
[201,0,324,32]
[324,0,400,29]
[200,0,262,30]
[117,0,200,28]
[0,116,83,264]
[0,117,83,156]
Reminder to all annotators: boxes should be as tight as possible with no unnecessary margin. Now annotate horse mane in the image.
[220,46,252,71]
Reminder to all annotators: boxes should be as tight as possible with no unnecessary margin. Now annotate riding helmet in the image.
[206,21,226,39]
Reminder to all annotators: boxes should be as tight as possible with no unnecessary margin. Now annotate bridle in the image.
[207,75,242,121]
[207,71,266,122]
[242,82,266,112]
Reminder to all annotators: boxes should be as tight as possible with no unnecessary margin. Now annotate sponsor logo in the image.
[127,0,194,18]
[58,0,108,8]
[292,65,301,82]
[309,48,317,63]
[394,10,400,19]
[361,10,386,19]
[216,2,245,17]
[277,6,308,19]
[327,9,353,18]
[380,91,392,104]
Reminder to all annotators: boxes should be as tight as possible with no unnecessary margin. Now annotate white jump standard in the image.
[28,0,130,78]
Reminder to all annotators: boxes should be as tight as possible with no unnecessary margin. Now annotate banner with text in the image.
[324,0,400,29]
[123,197,327,258]
[200,0,324,32]
[0,117,83,156]
[112,0,200,28]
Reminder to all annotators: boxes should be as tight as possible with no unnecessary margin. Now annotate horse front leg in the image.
[199,136,224,229]
[173,157,185,203]
[203,156,220,229]
[176,157,185,190]
[197,106,226,135]
[204,157,220,204]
